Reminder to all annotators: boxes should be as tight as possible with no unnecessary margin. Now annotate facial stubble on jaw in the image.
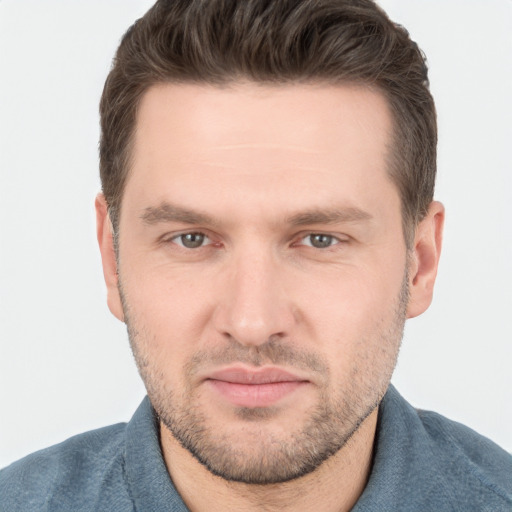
[118,270,409,485]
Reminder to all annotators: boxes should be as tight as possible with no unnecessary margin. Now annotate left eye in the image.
[172,232,211,249]
[300,234,339,249]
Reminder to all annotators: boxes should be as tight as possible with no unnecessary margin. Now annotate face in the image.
[107,82,412,484]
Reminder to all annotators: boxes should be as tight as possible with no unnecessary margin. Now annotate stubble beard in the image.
[120,273,409,485]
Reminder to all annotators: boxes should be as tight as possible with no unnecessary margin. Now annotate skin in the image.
[96,82,444,511]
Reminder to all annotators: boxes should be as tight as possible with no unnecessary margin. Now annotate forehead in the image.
[133,81,392,158]
[124,81,397,223]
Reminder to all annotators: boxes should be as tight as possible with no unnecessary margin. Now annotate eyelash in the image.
[164,231,347,250]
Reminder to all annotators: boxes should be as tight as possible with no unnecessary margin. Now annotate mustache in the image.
[184,336,329,377]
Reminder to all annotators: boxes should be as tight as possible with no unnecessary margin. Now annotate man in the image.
[1,0,511,510]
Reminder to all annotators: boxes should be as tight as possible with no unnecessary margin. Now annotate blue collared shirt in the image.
[1,385,511,511]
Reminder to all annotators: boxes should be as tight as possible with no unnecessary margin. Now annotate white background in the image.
[1,1,511,469]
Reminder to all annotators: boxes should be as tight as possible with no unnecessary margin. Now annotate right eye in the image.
[171,232,211,249]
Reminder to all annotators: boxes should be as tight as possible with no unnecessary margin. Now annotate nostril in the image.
[214,304,295,348]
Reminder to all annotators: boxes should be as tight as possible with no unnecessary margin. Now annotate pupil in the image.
[182,233,204,248]
[311,234,332,248]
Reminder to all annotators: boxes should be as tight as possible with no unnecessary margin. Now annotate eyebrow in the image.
[140,203,216,226]
[140,202,373,228]
[286,207,373,226]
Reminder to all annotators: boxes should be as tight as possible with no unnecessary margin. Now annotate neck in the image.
[160,408,377,512]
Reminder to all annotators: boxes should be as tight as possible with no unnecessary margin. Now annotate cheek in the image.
[121,266,216,363]
[297,263,406,351]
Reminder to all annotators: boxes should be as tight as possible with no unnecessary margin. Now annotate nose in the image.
[212,249,296,347]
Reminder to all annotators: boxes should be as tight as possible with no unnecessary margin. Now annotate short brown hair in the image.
[100,0,436,246]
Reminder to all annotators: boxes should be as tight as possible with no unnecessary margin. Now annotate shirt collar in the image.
[125,397,189,512]
[352,384,457,511]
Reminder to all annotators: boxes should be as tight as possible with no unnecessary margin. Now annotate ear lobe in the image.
[406,201,445,319]
[95,193,124,322]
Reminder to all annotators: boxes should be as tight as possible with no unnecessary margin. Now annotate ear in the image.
[95,193,124,322]
[406,201,445,319]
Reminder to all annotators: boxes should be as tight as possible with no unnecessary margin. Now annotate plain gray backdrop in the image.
[1,0,511,468]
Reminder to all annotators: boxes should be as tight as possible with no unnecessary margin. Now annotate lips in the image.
[205,366,309,408]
